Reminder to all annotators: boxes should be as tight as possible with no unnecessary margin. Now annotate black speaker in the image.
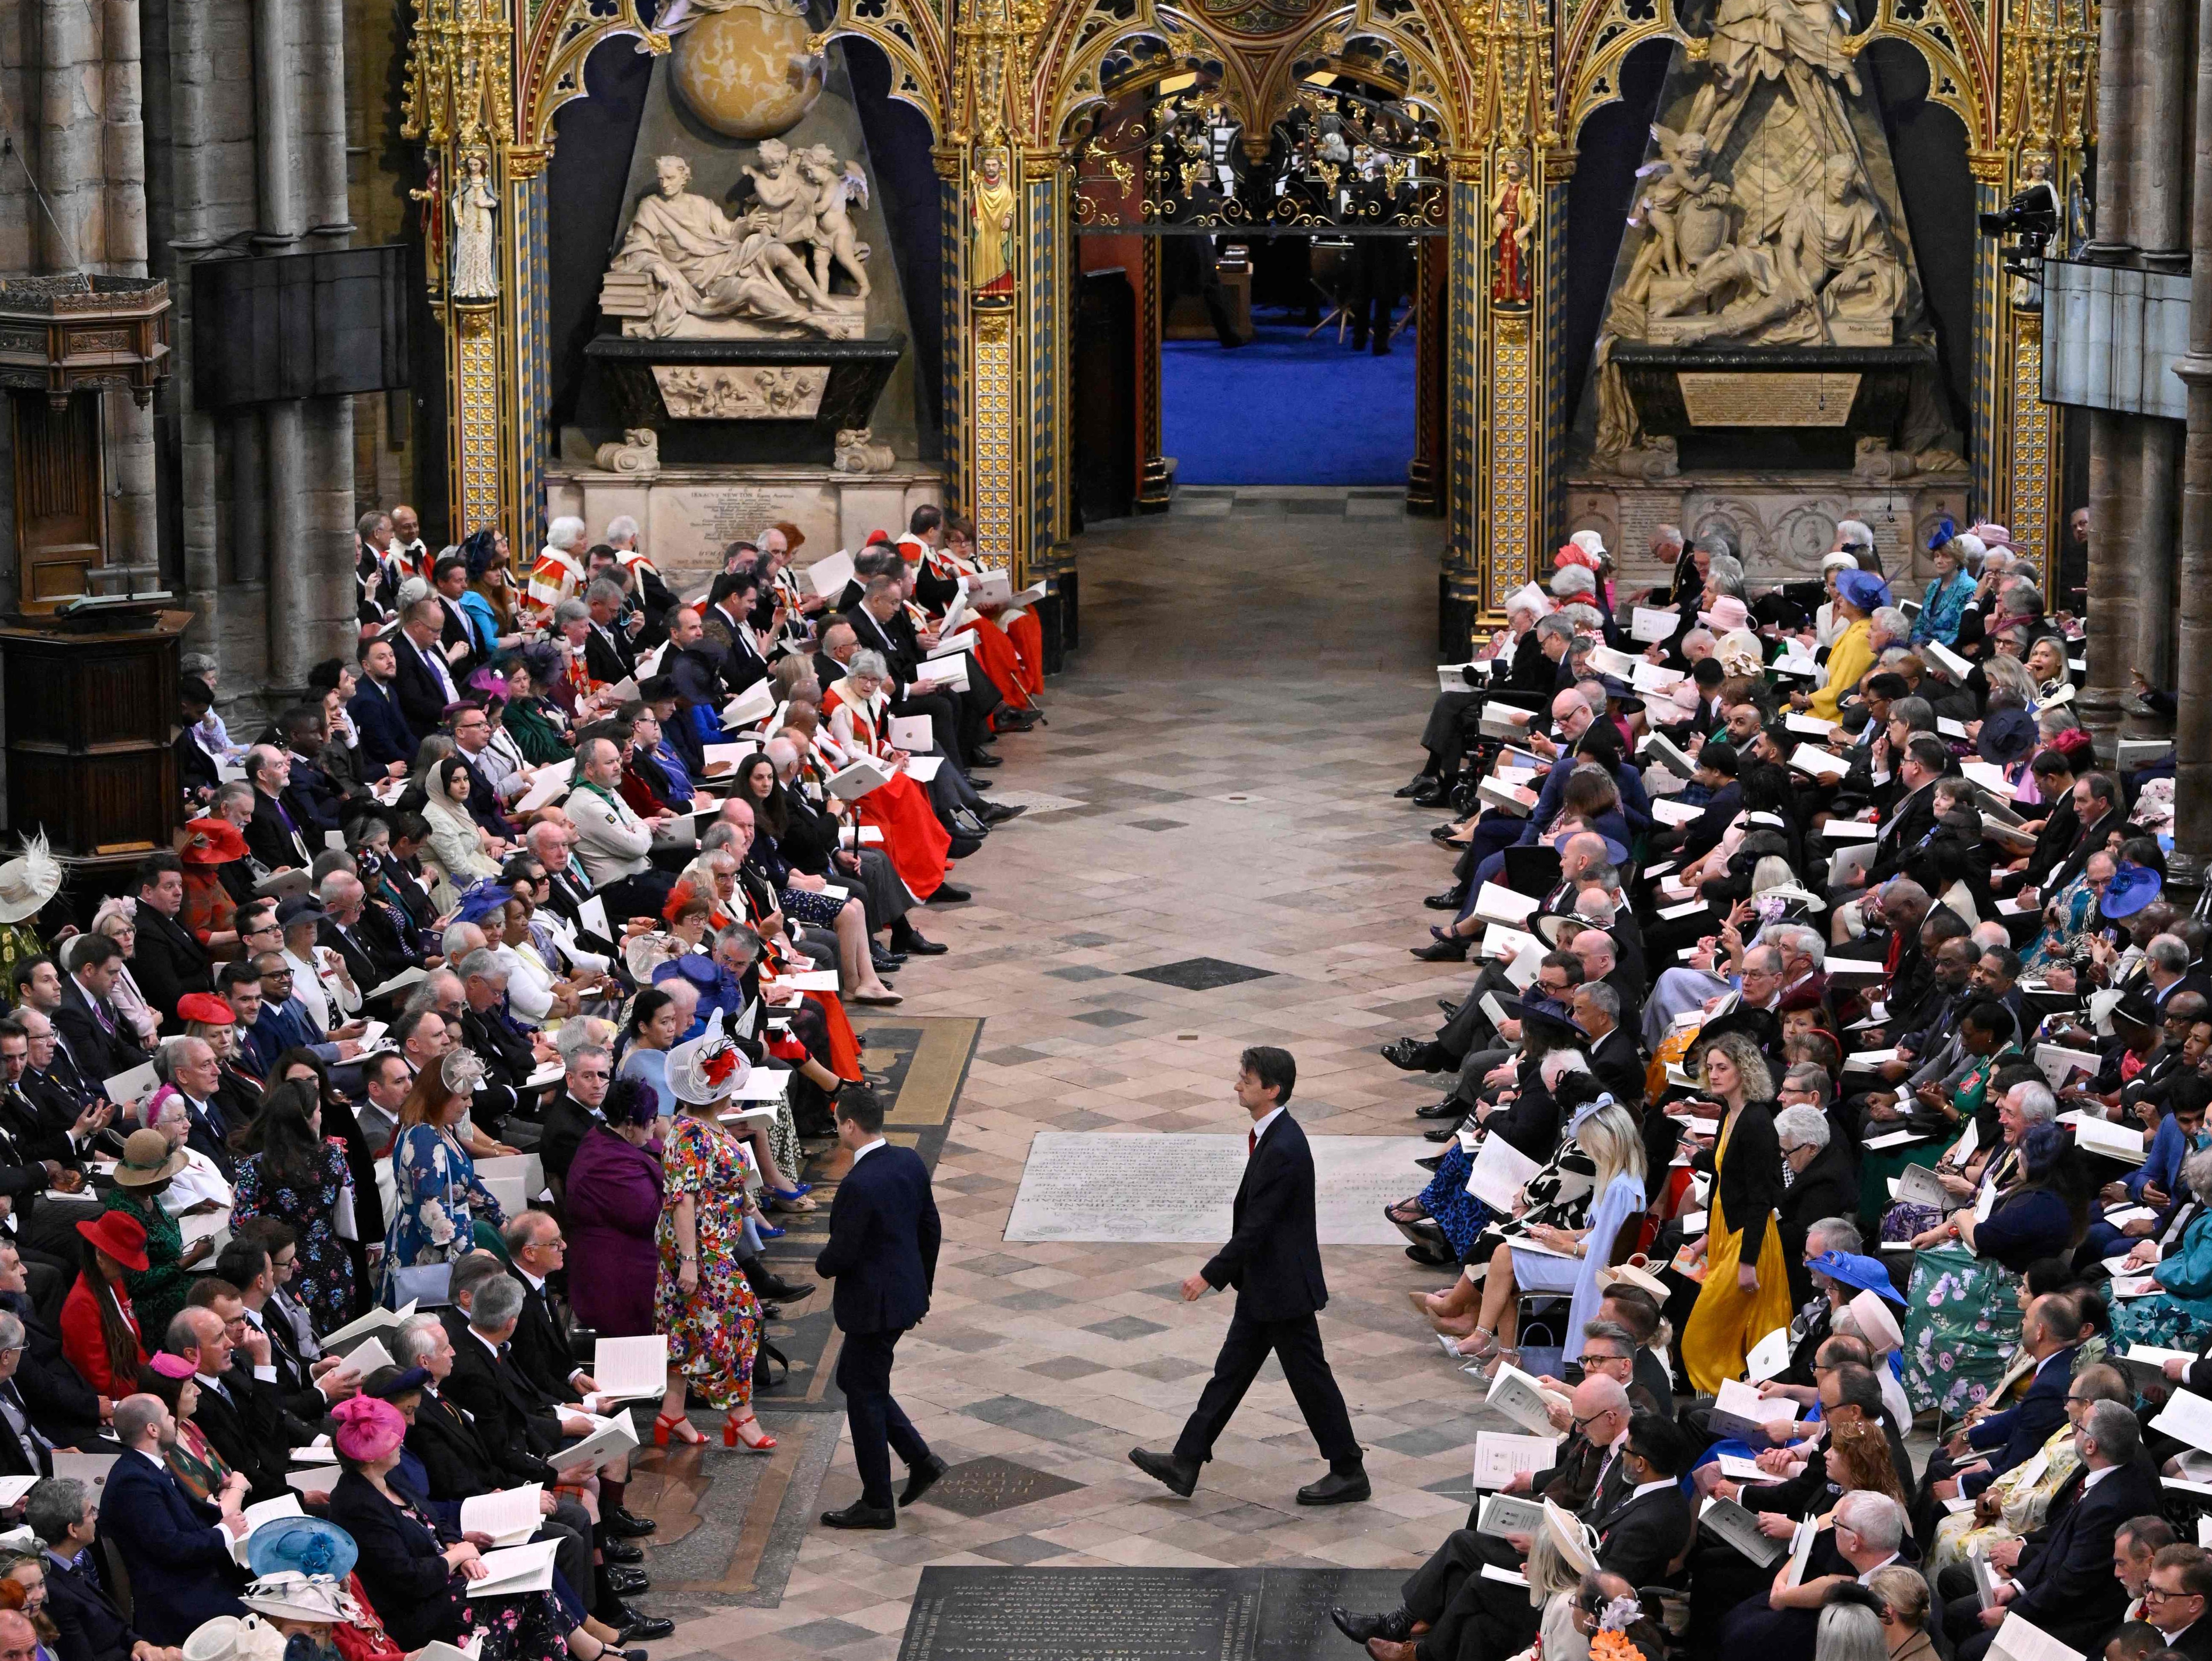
[190,246,412,412]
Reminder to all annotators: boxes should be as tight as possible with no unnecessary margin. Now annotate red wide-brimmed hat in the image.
[179,818,248,866]
[77,1211,149,1272]
[177,993,236,1026]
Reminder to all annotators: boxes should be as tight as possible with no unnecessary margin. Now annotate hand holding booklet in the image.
[1465,1134,1543,1214]
[1699,1495,1786,1565]
[1484,1363,1563,1438]
[1708,1377,1799,1444]
[467,1539,560,1598]
[1471,1431,1558,1490]
[460,1485,545,1549]
[1476,1492,1546,1539]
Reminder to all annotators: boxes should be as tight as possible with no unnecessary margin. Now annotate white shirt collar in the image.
[517,1267,545,1294]
[850,1137,887,1165]
[2159,1619,2196,1645]
[1857,1552,1901,1582]
[1628,1477,1674,1501]
[1249,1105,1287,1144]
[2032,1348,2066,1377]
[2083,1462,2117,1489]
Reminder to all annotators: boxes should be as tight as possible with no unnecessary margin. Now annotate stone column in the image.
[100,0,157,569]
[166,0,223,649]
[2169,0,2212,878]
[1441,154,1481,654]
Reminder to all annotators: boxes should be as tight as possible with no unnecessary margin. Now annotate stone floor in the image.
[651,497,1534,1661]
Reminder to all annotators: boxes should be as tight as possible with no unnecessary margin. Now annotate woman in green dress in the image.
[495,645,575,767]
[99,1127,212,1347]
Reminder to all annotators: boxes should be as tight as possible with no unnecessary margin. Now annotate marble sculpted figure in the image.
[602,149,870,339]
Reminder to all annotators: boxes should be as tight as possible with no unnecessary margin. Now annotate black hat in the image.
[1500,991,1583,1041]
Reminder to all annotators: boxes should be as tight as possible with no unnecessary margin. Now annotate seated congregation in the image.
[0,502,1053,1661]
[1335,515,2212,1661]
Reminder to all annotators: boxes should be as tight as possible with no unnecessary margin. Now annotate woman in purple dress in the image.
[562,1077,664,1338]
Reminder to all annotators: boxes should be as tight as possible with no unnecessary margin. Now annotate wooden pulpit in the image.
[0,608,190,866]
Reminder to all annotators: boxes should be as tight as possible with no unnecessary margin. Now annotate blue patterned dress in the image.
[380,1122,505,1306]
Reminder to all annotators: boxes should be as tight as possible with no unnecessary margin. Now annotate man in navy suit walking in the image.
[1131,1046,1369,1505]
[815,1088,946,1530]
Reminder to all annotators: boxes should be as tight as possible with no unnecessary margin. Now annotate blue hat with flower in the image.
[1805,1249,1906,1304]
[246,1515,359,1581]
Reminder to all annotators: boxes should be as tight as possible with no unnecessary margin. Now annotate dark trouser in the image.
[1420,691,1482,777]
[19,1198,98,1267]
[1400,1528,1540,1661]
[537,1495,595,1619]
[1171,1305,1358,1468]
[854,848,910,935]
[837,1325,931,1510]
[598,869,678,925]
[1942,1593,2001,1661]
[1435,964,1515,1062]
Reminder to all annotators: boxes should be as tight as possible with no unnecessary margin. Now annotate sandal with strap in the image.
[653,1413,706,1447]
[726,1412,777,1452]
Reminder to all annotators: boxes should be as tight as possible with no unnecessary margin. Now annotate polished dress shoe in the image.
[821,1500,897,1530]
[931,883,972,904]
[1409,780,1447,807]
[1380,1038,1446,1072]
[1423,889,1465,910]
[994,708,1042,731]
[599,1537,644,1564]
[618,1616,675,1645]
[1423,1122,1461,1143]
[1414,1100,1462,1120]
[1414,1153,1443,1172]
[1410,938,1470,962]
[952,809,990,838]
[968,748,1004,768]
[870,951,904,975]
[894,929,948,955]
[901,1452,950,1506]
[980,802,1027,825]
[744,1262,812,1301]
[1298,1465,1371,1506]
[1394,774,1438,799]
[1128,1446,1199,1497]
[1332,1608,1415,1645]
[602,1506,656,1538]
[947,833,985,859]
[605,1566,651,1597]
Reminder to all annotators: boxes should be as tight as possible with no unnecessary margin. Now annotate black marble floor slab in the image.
[896,1566,1406,1661]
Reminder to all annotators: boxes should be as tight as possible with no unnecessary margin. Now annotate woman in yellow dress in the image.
[1678,1031,1795,1391]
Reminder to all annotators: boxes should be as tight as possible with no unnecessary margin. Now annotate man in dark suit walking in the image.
[1130,1046,1368,1505]
[815,1087,944,1530]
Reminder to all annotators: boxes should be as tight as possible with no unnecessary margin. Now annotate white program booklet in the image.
[592,1335,670,1401]
[1745,1328,1793,1382]
[460,1485,545,1549]
[887,715,934,752]
[802,549,854,598]
[1989,1613,2086,1661]
[1477,1492,1547,1539]
[1484,1363,1563,1438]
[1699,1495,1787,1565]
[1471,1431,1559,1490]
[1465,1135,1544,1214]
[2154,1388,2212,1453]
[467,1539,560,1598]
[1631,606,1679,644]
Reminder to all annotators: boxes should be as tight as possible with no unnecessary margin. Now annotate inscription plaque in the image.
[896,1567,1405,1661]
[1675,371,1862,427]
[913,1456,1087,1518]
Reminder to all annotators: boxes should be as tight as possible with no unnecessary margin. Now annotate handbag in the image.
[390,1262,452,1308]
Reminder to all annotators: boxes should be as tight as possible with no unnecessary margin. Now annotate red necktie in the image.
[1247,1128,1257,1156]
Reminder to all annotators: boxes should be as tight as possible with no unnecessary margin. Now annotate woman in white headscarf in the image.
[421,757,502,892]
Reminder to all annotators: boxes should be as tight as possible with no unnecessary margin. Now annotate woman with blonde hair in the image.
[1504,1517,1595,1661]
[84,900,160,1047]
[380,1050,505,1305]
[1867,1566,1936,1661]
[1454,1098,1648,1373]
[1679,1030,1793,1389]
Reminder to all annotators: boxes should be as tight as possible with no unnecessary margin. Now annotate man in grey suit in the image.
[1129,1046,1368,1506]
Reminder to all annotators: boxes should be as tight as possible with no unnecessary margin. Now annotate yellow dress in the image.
[1681,1109,1795,1392]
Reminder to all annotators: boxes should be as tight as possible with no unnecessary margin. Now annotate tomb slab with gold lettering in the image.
[1607,345,1931,469]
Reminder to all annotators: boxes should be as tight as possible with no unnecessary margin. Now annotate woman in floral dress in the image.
[380,1051,505,1307]
[232,1078,359,1329]
[652,1012,771,1451]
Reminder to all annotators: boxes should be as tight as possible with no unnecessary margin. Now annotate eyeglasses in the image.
[2144,1587,2200,1604]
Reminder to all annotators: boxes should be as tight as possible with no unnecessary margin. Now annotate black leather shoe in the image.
[1299,1466,1371,1506]
[1332,1608,1414,1645]
[969,749,1004,768]
[821,1500,897,1530]
[1129,1446,1199,1497]
[1411,939,1470,962]
[980,802,1027,825]
[744,1262,812,1301]
[600,1537,644,1565]
[619,1616,674,1643]
[1380,1038,1446,1072]
[605,1566,650,1597]
[1414,1154,1443,1172]
[602,1507,656,1538]
[931,883,972,903]
[947,834,984,858]
[870,952,904,976]
[1424,889,1465,910]
[1394,775,1438,799]
[1424,1123,1459,1143]
[895,930,948,955]
[1414,1100,1462,1120]
[901,1453,950,1506]
[1409,780,1447,807]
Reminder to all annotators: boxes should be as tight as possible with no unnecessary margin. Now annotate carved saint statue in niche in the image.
[1489,152,1536,307]
[451,152,500,302]
[970,151,1017,300]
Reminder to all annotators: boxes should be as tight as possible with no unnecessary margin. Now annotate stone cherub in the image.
[1622,126,1732,306]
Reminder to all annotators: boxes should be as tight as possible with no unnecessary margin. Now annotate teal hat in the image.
[245,1515,359,1582]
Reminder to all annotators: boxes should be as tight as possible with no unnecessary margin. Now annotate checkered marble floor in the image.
[655,503,1537,1660]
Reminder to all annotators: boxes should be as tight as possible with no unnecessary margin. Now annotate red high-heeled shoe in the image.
[653,1413,706,1447]
[725,1412,776,1452]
